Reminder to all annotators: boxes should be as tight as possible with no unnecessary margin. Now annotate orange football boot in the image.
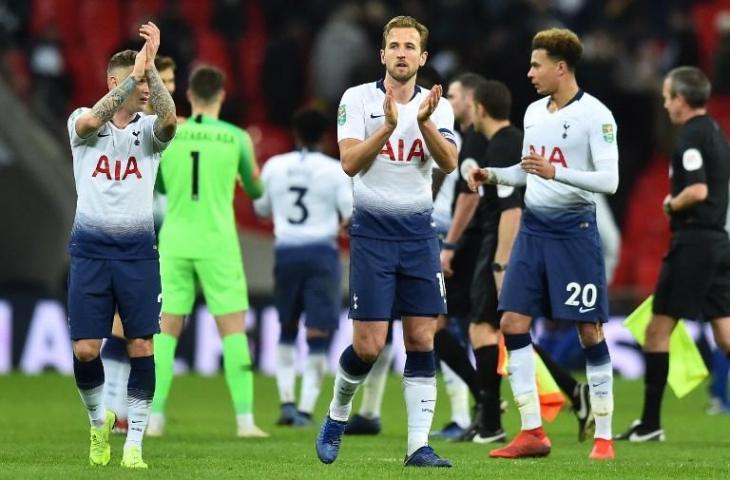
[489,427,551,459]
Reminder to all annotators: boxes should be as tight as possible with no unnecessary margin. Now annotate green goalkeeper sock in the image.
[223,333,254,415]
[151,333,178,414]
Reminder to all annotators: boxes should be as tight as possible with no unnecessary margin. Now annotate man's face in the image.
[109,66,149,113]
[527,49,560,96]
[469,99,486,134]
[662,77,684,125]
[380,27,427,82]
[159,67,176,95]
[447,81,468,123]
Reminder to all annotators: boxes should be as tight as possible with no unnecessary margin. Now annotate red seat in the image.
[180,0,214,33]
[692,1,730,71]
[79,0,123,60]
[612,156,670,295]
[708,95,730,135]
[193,31,234,92]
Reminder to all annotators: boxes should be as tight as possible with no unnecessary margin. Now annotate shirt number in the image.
[288,186,309,224]
[191,151,200,201]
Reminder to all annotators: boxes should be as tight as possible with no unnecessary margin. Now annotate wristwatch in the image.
[442,242,457,251]
[491,262,507,273]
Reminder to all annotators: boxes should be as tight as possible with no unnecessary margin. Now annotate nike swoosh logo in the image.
[579,307,596,313]
[628,430,662,442]
[420,399,436,403]
[525,124,535,129]
[370,113,385,118]
[591,381,607,388]
[97,133,110,137]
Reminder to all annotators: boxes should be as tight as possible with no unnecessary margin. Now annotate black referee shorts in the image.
[468,230,500,327]
[445,232,482,318]
[653,230,730,320]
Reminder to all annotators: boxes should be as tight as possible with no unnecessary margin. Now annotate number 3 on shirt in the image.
[288,186,309,224]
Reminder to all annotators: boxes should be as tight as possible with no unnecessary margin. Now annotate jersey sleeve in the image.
[252,160,272,217]
[337,87,366,142]
[589,104,619,164]
[433,97,456,146]
[140,114,173,153]
[236,128,264,199]
[67,107,91,147]
[334,168,354,218]
[678,128,708,185]
[489,134,523,211]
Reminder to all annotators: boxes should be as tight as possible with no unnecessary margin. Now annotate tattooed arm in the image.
[74,75,141,138]
[146,66,177,142]
[74,44,148,138]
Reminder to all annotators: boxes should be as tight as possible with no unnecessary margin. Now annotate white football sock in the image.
[78,385,106,427]
[103,358,130,420]
[586,360,614,439]
[441,361,471,428]
[298,352,327,414]
[276,344,296,404]
[507,344,541,430]
[328,364,368,422]
[358,344,393,419]
[404,375,437,456]
[124,396,151,449]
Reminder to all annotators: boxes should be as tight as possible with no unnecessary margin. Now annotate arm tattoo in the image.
[90,75,138,123]
[147,67,176,141]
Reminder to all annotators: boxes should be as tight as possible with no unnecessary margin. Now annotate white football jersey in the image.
[337,79,456,239]
[522,91,618,210]
[254,149,353,247]
[67,108,170,259]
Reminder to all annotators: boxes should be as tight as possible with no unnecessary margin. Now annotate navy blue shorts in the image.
[499,208,608,323]
[349,236,447,320]
[67,256,161,340]
[275,244,342,332]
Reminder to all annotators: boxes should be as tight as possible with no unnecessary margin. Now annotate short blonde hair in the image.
[382,16,429,51]
[532,28,583,69]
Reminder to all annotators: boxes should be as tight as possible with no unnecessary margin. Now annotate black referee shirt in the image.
[670,114,730,232]
[453,126,490,235]
[478,125,524,233]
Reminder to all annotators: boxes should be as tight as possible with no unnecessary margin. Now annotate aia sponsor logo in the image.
[92,155,142,180]
[529,145,568,167]
[380,139,425,163]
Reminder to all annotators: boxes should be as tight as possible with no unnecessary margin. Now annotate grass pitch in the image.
[1,373,728,479]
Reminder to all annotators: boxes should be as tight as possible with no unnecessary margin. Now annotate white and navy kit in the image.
[255,149,353,331]
[66,108,170,339]
[499,91,618,322]
[337,79,456,319]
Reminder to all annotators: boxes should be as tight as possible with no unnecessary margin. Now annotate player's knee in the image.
[500,312,528,335]
[353,337,385,363]
[73,342,101,362]
[402,329,433,351]
[128,337,154,357]
[645,316,674,346]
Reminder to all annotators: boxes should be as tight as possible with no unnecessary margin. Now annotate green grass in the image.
[0,373,729,479]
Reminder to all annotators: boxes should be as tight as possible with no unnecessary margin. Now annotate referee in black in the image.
[617,66,730,442]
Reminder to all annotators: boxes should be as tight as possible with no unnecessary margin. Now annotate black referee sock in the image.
[533,343,578,398]
[641,351,669,430]
[474,345,502,431]
[434,329,480,400]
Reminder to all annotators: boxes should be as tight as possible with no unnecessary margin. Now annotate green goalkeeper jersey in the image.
[157,114,263,258]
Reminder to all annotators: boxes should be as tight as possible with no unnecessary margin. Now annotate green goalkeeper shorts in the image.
[160,255,249,316]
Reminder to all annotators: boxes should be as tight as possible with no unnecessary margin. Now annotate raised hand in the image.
[139,21,161,70]
[417,84,442,123]
[383,87,398,129]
